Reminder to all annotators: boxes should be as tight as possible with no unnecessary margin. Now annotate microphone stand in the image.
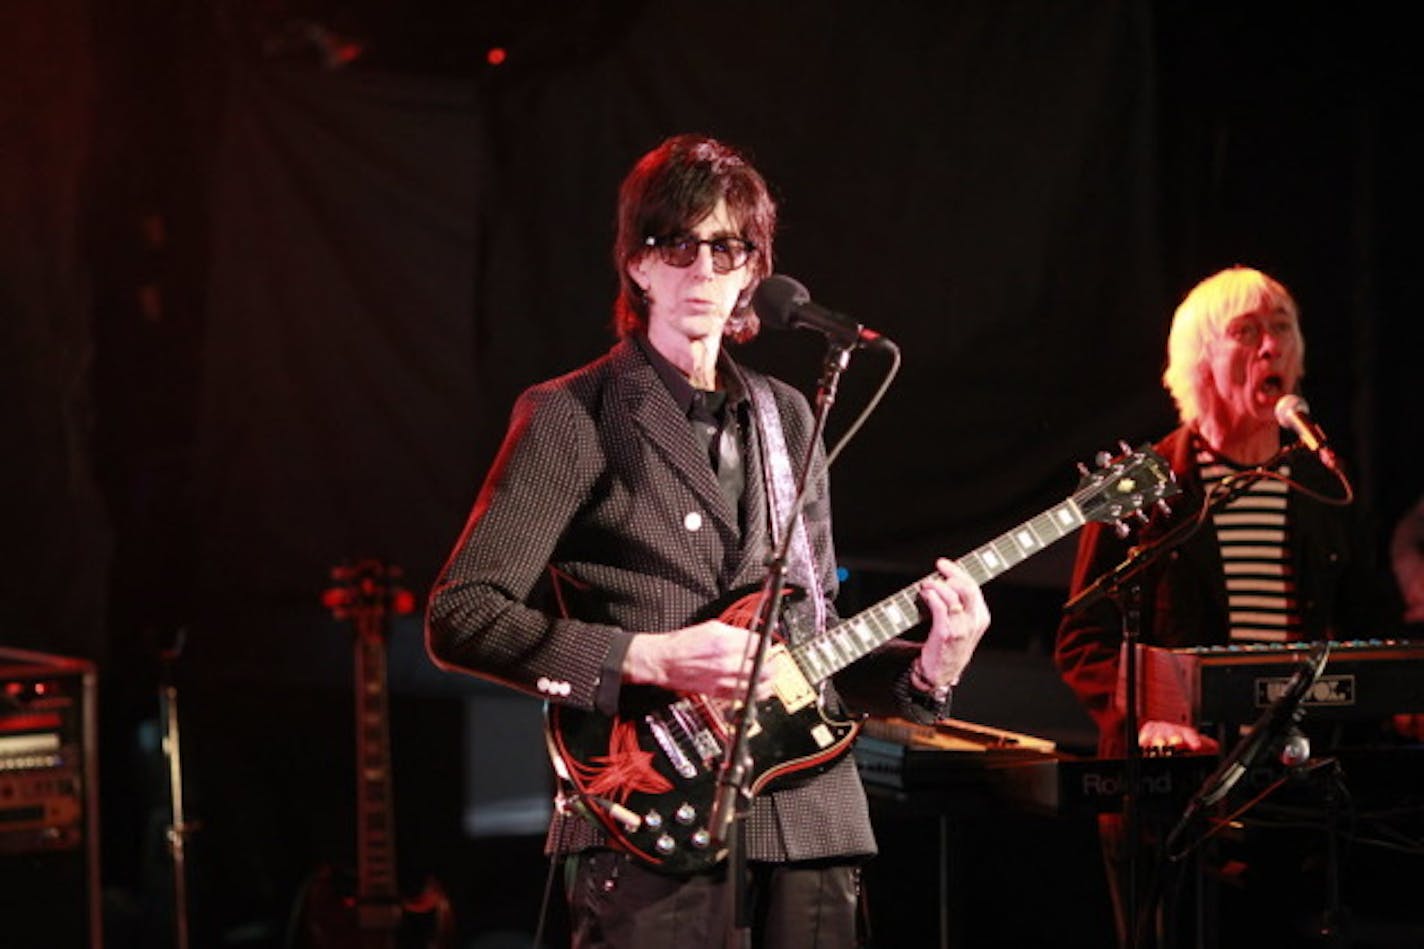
[1067,571,1147,949]
[1163,642,1332,949]
[159,630,197,949]
[711,341,853,949]
[1163,641,1331,860]
[1063,444,1296,949]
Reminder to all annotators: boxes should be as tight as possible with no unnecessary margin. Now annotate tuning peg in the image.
[393,590,418,615]
[1155,499,1173,517]
[1113,520,1131,539]
[321,587,351,618]
[1095,450,1112,468]
[1118,440,1133,456]
[1134,510,1149,523]
[1077,461,1092,478]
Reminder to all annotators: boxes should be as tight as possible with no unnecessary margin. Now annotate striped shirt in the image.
[1198,449,1301,642]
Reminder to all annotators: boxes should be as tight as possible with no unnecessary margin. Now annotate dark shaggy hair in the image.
[612,134,776,341]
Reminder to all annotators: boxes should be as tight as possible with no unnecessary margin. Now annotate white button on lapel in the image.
[684,511,703,532]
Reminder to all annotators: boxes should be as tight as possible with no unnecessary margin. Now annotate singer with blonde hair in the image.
[1054,265,1399,947]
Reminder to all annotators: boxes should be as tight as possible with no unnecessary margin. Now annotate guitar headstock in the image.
[322,559,417,634]
[1073,442,1180,538]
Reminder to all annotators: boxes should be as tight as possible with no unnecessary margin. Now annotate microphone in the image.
[1274,394,1337,470]
[751,275,896,352]
[1278,725,1311,769]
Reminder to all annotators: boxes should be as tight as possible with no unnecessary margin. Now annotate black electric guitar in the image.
[546,444,1178,874]
[294,559,455,948]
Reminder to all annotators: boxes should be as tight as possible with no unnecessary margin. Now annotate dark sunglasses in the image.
[643,235,755,274]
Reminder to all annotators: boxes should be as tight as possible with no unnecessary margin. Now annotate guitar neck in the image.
[354,621,399,904]
[790,497,1086,685]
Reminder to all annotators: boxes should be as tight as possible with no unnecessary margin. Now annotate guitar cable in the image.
[531,798,575,949]
[535,781,625,948]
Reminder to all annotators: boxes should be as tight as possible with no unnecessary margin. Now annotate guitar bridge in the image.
[646,714,698,779]
[670,701,723,766]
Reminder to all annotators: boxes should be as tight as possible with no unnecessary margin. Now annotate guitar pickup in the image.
[769,648,817,712]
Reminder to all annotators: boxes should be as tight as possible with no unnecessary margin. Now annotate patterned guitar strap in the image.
[742,373,826,640]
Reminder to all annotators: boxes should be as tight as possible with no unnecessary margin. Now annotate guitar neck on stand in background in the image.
[292,559,454,949]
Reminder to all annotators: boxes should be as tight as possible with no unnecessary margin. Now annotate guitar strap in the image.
[742,372,826,637]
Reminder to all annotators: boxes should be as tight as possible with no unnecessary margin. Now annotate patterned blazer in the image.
[427,337,922,863]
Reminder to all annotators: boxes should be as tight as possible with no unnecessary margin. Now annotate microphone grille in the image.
[1273,393,1309,427]
[751,274,809,330]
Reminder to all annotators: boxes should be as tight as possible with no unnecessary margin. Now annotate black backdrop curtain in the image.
[5,0,1415,666]
[195,61,485,602]
[194,1,1166,614]
[0,0,109,660]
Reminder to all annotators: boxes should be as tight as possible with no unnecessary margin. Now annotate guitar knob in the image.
[675,803,697,825]
[691,829,712,849]
[655,834,676,854]
[643,810,663,831]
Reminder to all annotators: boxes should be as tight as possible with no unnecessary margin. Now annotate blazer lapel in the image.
[607,342,740,566]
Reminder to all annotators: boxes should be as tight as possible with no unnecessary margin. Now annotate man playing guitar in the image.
[426,134,990,949]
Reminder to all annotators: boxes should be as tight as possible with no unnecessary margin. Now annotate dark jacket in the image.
[427,337,921,862]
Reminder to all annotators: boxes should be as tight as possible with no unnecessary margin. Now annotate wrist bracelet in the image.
[911,654,952,704]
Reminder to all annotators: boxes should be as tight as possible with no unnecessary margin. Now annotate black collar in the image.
[632,332,748,417]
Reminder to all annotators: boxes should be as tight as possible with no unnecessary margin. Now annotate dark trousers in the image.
[565,849,861,949]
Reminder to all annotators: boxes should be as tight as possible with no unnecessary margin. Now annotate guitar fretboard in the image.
[790,498,1087,684]
[356,625,398,902]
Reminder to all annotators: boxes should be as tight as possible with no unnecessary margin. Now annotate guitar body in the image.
[544,445,1178,875]
[294,863,455,949]
[548,589,860,874]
